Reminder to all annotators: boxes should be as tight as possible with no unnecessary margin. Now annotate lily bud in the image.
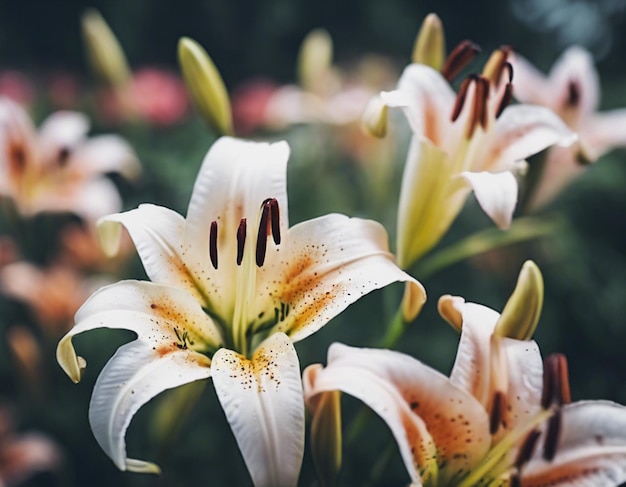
[412,13,446,70]
[81,9,132,88]
[297,28,333,93]
[310,390,342,487]
[495,260,544,340]
[178,37,233,135]
[361,95,388,138]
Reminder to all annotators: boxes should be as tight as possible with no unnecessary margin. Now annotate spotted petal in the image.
[521,401,626,486]
[303,343,491,486]
[211,332,304,487]
[266,213,425,341]
[57,279,222,382]
[89,340,211,473]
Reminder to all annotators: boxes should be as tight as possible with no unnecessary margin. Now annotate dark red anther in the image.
[268,198,281,245]
[451,75,475,122]
[543,408,562,462]
[209,221,218,269]
[515,429,541,468]
[256,203,270,267]
[541,354,571,409]
[489,390,506,435]
[236,218,247,265]
[495,83,514,119]
[567,80,581,107]
[441,40,481,82]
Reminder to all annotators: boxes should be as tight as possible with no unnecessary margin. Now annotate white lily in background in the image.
[304,295,626,486]
[379,48,576,268]
[511,46,626,208]
[0,97,139,222]
[56,136,425,486]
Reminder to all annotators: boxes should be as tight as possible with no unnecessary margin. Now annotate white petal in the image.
[211,333,304,487]
[70,135,140,179]
[89,340,211,472]
[380,64,456,146]
[184,137,289,271]
[461,171,518,229]
[522,401,626,486]
[581,109,626,161]
[38,111,90,154]
[481,105,576,172]
[509,53,553,107]
[57,280,222,382]
[97,205,210,304]
[303,343,491,486]
[264,213,425,342]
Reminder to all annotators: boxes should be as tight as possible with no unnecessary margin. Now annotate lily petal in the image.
[69,134,140,179]
[461,171,518,229]
[480,104,576,172]
[97,205,209,303]
[509,53,554,107]
[211,332,304,487]
[380,64,457,147]
[37,111,90,157]
[266,213,425,341]
[304,343,491,486]
[581,109,626,161]
[57,280,222,382]
[89,340,211,473]
[522,401,626,486]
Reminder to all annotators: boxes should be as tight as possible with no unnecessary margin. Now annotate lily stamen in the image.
[541,353,572,408]
[482,45,512,85]
[567,79,581,107]
[495,82,514,118]
[543,408,562,461]
[467,75,489,138]
[236,218,246,265]
[451,75,474,122]
[490,390,506,434]
[268,198,281,245]
[256,201,270,267]
[441,39,481,82]
[514,429,541,469]
[209,220,218,269]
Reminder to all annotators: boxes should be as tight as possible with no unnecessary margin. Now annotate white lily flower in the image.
[57,136,425,486]
[380,50,576,268]
[304,297,626,486]
[511,46,626,208]
[0,97,139,222]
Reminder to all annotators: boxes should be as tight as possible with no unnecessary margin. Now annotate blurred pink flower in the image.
[46,72,82,110]
[0,71,35,107]
[0,97,139,223]
[98,68,188,126]
[511,47,626,208]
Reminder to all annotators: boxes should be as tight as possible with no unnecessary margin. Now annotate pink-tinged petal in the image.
[37,111,89,155]
[265,213,425,342]
[69,134,140,179]
[461,171,518,229]
[89,340,211,473]
[0,97,40,185]
[581,109,626,161]
[521,401,626,486]
[449,299,500,406]
[30,178,123,222]
[548,46,599,120]
[57,280,222,382]
[303,343,491,486]
[0,433,62,485]
[509,53,553,107]
[448,298,544,435]
[380,64,457,147]
[479,104,576,172]
[211,333,304,487]
[97,205,210,303]
[184,137,289,272]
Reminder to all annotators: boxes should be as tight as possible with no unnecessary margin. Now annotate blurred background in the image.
[1,0,626,485]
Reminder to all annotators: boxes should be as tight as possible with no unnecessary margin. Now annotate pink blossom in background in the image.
[0,71,35,107]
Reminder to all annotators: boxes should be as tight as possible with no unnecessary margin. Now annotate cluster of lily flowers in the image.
[1,9,626,487]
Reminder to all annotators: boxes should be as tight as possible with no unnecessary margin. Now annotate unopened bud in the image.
[298,29,333,93]
[178,37,233,135]
[412,13,446,70]
[81,9,132,88]
[495,260,543,340]
[361,95,388,138]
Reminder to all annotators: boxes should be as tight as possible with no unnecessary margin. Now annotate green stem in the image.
[414,216,563,280]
